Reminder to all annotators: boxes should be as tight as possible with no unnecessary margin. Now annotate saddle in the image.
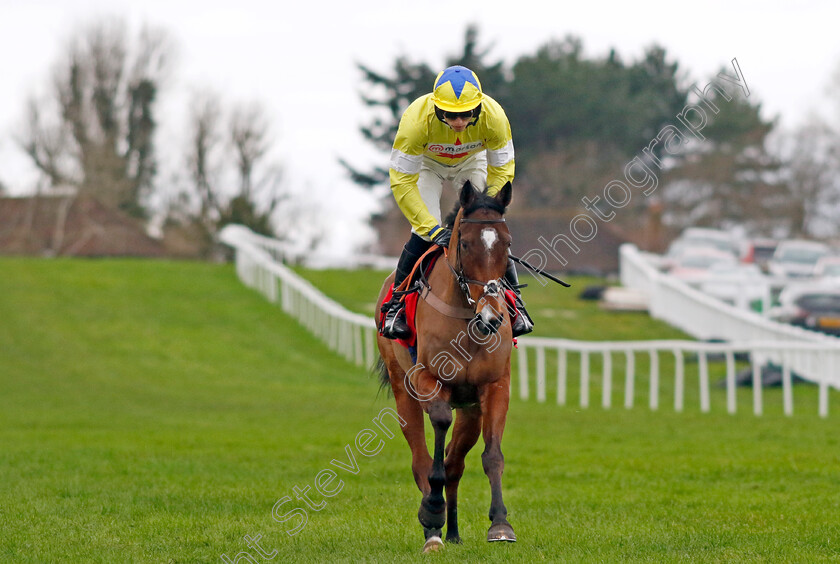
[379,247,520,351]
[379,247,443,348]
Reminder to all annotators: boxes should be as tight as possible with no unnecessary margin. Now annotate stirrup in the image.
[511,305,533,338]
[381,302,410,340]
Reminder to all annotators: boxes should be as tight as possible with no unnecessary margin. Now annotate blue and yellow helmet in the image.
[431,66,484,113]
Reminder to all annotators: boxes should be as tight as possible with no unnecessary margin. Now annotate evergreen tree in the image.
[503,38,692,208]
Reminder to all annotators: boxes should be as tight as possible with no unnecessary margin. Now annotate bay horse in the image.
[375,180,516,552]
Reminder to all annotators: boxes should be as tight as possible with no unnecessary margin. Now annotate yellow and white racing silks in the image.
[388,93,515,238]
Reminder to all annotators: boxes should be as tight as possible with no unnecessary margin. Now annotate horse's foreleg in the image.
[480,378,516,542]
[443,406,482,544]
[419,399,451,537]
[390,379,433,496]
[412,370,451,550]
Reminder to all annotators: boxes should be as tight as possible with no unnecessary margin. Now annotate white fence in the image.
[220,226,837,417]
[618,244,840,345]
[620,243,840,383]
[220,225,380,369]
[515,337,835,417]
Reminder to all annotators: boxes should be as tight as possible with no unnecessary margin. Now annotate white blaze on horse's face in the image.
[480,228,498,254]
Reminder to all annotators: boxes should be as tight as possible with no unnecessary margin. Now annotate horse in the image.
[375,180,517,553]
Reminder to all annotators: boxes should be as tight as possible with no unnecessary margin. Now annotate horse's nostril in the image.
[476,317,502,335]
[473,315,492,336]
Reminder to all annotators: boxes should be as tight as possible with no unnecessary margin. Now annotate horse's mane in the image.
[443,202,461,229]
[443,189,506,229]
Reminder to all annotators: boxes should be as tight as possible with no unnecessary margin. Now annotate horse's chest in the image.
[419,329,511,389]
[421,356,508,399]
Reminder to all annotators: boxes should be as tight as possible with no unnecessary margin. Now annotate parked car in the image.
[767,239,831,279]
[769,284,840,335]
[741,238,778,272]
[680,227,740,255]
[812,256,840,281]
[699,263,771,310]
[663,228,740,271]
[668,247,738,285]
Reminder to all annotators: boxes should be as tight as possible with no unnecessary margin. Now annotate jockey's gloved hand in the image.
[429,225,452,248]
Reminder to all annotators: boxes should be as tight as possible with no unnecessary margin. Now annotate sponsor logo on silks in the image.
[427,140,484,159]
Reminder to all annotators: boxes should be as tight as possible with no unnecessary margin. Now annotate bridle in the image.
[417,211,567,320]
[444,216,507,310]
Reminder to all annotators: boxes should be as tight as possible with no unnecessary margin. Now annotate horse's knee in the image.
[428,401,452,430]
[445,458,466,483]
[481,447,504,475]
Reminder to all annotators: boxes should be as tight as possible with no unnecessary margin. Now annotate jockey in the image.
[380,65,534,340]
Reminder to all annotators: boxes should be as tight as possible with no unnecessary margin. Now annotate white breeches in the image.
[414,152,488,240]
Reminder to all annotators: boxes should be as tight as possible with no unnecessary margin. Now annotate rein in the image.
[414,213,569,321]
[417,215,507,320]
[508,254,571,287]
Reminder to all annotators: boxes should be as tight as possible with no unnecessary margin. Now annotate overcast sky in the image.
[1,0,838,254]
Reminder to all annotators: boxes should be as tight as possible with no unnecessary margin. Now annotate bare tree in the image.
[165,92,328,257]
[230,103,269,200]
[17,17,172,218]
[158,91,226,256]
[187,92,224,229]
[773,118,840,237]
[165,95,290,255]
[19,97,76,187]
[219,102,287,236]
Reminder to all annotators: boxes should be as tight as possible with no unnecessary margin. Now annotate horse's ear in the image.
[496,182,512,208]
[459,180,478,208]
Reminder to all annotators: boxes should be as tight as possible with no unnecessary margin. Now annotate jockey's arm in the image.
[389,166,438,237]
[389,99,439,238]
[482,98,516,197]
[485,155,514,198]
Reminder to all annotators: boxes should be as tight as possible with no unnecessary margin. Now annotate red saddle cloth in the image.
[381,285,420,348]
[380,285,520,350]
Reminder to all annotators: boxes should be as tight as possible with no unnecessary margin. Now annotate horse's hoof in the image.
[487,522,517,542]
[445,532,462,544]
[422,536,444,553]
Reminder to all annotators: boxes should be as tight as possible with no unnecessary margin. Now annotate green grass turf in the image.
[2,257,839,563]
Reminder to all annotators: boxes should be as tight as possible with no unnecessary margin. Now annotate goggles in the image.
[442,109,474,120]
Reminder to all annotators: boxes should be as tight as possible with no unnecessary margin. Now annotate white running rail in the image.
[514,337,836,417]
[220,226,837,417]
[220,225,380,368]
[619,243,840,346]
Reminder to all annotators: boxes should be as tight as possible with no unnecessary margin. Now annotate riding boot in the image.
[504,256,534,337]
[381,235,431,340]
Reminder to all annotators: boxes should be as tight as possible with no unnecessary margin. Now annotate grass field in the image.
[2,257,839,563]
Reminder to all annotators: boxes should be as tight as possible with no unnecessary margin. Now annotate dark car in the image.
[769,284,840,335]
